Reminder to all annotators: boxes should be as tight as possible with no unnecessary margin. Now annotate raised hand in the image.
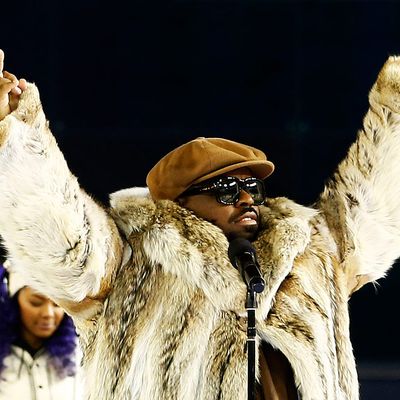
[0,49,27,121]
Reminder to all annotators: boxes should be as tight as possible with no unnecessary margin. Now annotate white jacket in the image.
[0,345,82,400]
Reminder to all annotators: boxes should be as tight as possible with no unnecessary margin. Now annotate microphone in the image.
[228,238,265,293]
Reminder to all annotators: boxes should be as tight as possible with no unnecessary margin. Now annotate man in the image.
[1,49,400,399]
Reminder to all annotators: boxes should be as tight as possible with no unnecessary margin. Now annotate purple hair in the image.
[0,265,78,379]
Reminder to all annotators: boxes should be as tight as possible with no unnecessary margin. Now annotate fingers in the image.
[4,72,27,91]
[0,50,25,118]
[19,78,27,91]
[9,78,27,111]
[3,70,18,83]
[0,52,25,95]
[2,71,21,95]
[0,51,27,115]
[9,92,19,112]
[0,49,4,77]
[0,80,18,97]
[3,72,28,92]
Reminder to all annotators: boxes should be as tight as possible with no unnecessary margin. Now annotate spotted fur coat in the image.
[1,57,400,399]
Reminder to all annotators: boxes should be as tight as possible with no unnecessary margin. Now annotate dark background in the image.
[3,0,400,392]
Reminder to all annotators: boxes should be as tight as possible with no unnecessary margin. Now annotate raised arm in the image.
[0,50,123,313]
[318,56,400,295]
[0,49,27,119]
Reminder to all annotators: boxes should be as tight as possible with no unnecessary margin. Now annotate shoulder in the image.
[260,197,318,239]
[109,186,221,238]
[109,187,156,235]
[255,197,319,263]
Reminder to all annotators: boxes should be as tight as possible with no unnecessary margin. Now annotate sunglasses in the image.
[183,176,266,205]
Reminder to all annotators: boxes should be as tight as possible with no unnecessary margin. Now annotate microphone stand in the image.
[246,288,258,400]
[227,239,265,400]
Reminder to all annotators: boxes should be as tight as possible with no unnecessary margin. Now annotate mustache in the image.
[229,206,259,223]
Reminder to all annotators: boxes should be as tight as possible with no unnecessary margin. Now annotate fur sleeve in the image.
[0,83,122,305]
[318,56,400,294]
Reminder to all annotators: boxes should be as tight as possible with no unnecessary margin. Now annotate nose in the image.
[235,189,254,207]
[40,303,56,318]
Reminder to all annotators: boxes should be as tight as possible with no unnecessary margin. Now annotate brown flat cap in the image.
[146,137,275,201]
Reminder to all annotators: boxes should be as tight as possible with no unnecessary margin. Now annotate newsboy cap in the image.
[146,137,275,201]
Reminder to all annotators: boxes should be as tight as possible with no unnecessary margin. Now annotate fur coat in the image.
[1,56,400,399]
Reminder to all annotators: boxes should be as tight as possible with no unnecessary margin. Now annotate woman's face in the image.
[17,287,65,348]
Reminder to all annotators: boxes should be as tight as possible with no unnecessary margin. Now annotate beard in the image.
[226,224,259,242]
[225,206,260,242]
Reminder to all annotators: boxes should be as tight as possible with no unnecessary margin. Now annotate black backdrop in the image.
[3,0,400,363]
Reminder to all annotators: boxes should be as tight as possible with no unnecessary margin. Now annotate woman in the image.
[0,263,82,400]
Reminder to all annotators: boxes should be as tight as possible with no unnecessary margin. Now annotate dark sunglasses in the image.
[183,176,266,205]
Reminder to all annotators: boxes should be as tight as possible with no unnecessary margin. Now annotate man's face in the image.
[179,168,262,241]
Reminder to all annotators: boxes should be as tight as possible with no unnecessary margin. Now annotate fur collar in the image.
[109,187,317,318]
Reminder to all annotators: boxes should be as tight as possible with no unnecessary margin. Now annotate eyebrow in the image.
[30,294,47,301]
